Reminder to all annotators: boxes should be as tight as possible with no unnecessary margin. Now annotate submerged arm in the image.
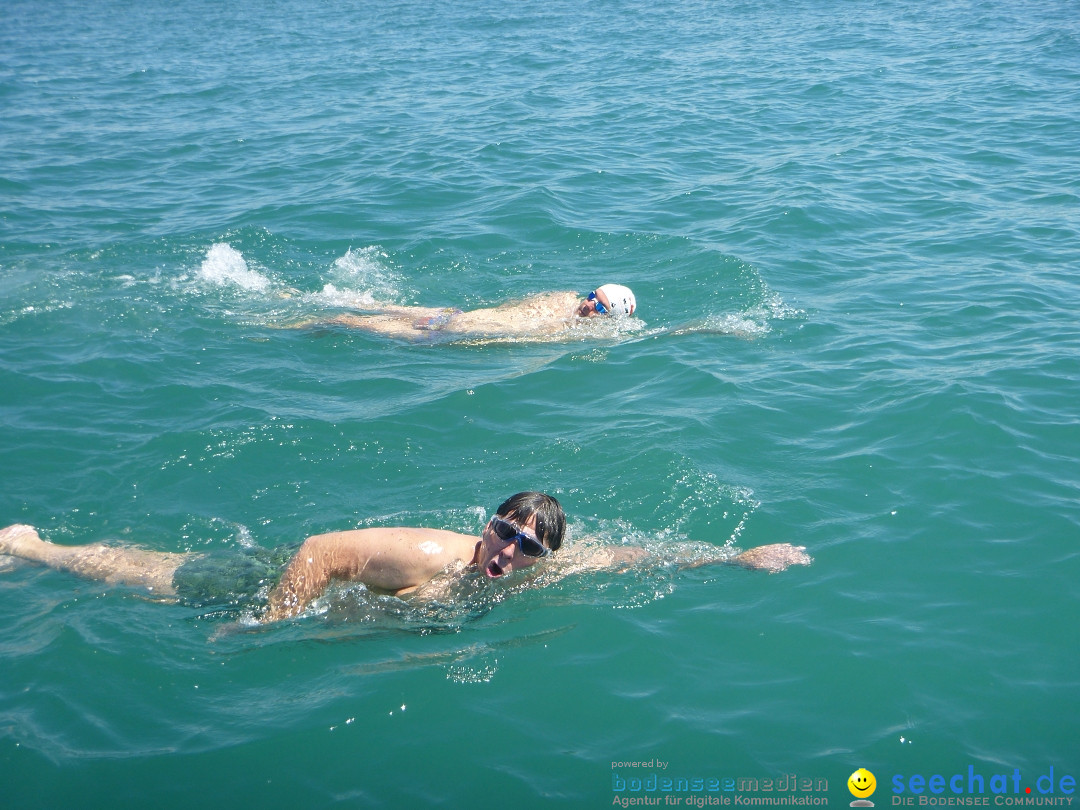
[264,534,356,621]
[725,543,812,573]
[568,542,810,574]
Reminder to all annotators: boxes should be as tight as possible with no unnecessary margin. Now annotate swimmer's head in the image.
[479,492,565,580]
[580,284,637,318]
[494,491,565,551]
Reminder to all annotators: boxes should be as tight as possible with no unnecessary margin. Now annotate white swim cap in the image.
[596,283,637,317]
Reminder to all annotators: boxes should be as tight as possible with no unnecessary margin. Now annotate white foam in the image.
[673,291,804,339]
[197,243,271,292]
[299,247,403,310]
[701,312,772,338]
[329,246,402,301]
[235,525,257,549]
[311,283,377,309]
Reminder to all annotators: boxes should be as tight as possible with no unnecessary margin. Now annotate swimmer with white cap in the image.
[288,282,639,342]
[577,284,637,319]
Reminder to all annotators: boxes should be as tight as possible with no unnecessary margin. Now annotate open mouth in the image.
[486,560,505,578]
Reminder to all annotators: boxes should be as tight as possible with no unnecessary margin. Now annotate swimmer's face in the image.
[479,513,547,579]
[848,769,876,799]
[578,288,612,318]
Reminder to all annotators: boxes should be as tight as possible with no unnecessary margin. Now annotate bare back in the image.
[439,291,581,337]
[323,291,583,341]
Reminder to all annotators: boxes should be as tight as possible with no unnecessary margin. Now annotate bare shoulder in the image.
[306,527,478,592]
[307,527,475,564]
[494,291,578,314]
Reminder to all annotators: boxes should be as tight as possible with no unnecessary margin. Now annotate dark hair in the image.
[495,492,566,551]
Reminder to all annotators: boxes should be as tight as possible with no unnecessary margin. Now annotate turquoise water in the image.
[2,0,1078,806]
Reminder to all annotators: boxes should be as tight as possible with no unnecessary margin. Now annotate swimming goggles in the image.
[587,291,608,315]
[490,517,550,557]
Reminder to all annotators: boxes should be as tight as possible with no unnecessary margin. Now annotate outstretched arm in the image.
[567,542,811,574]
[726,543,812,573]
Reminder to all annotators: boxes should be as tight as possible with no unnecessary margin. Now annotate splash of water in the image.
[197,243,271,292]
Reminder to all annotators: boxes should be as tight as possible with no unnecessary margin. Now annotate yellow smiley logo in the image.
[848,768,877,798]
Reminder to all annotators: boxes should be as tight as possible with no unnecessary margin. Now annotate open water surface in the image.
[1,0,1078,807]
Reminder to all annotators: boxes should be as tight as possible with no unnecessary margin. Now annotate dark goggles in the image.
[587,291,608,314]
[490,516,550,557]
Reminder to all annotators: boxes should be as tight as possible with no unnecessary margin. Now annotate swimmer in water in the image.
[288,283,638,341]
[0,491,811,622]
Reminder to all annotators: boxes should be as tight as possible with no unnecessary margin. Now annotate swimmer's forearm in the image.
[729,544,812,573]
[581,542,810,574]
[263,535,359,621]
[673,543,811,572]
[563,544,721,572]
[607,546,650,566]
[264,546,332,621]
[608,543,726,570]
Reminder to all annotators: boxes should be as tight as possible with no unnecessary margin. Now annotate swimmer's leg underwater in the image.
[0,524,186,596]
[283,311,445,341]
[2,525,303,612]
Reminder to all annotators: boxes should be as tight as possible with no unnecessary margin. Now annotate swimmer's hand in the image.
[731,543,812,573]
